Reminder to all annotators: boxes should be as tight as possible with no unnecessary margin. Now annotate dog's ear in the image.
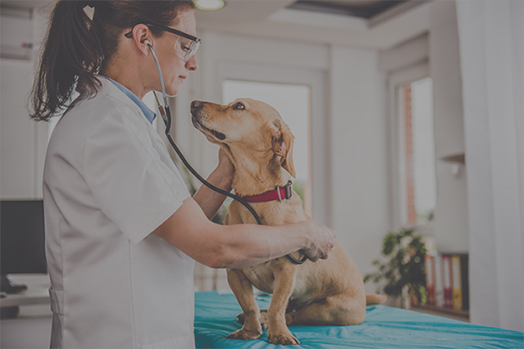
[270,119,296,178]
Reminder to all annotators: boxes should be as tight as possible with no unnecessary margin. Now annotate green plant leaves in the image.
[363,228,427,299]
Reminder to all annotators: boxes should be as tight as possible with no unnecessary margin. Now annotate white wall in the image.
[1,6,55,348]
[329,46,390,293]
[0,58,39,198]
[457,0,524,331]
[429,1,469,253]
[0,5,48,200]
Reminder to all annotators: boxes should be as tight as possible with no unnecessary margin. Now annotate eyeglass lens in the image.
[175,36,200,61]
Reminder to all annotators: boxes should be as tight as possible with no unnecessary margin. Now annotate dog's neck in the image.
[232,154,292,197]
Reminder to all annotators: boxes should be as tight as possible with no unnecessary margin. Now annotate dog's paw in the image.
[267,330,300,345]
[227,328,262,341]
[237,309,269,330]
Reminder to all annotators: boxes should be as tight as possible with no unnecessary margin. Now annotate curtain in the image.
[456,0,524,331]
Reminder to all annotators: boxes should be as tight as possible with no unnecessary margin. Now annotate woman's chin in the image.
[165,87,179,97]
[165,81,182,97]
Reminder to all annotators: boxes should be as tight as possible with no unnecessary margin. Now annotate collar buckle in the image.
[276,181,293,202]
[284,181,293,200]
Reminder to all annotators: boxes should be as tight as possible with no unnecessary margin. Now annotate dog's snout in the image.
[191,100,204,112]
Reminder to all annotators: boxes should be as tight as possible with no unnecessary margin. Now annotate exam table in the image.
[194,291,524,349]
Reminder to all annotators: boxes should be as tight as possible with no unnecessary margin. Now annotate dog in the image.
[190,98,386,345]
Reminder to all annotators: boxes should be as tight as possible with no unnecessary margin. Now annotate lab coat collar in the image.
[97,76,157,124]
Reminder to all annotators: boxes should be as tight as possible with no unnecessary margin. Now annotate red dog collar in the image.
[241,181,293,203]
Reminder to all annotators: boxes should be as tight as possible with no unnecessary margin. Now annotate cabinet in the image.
[0,274,52,348]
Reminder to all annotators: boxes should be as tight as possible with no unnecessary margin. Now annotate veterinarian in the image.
[30,1,336,348]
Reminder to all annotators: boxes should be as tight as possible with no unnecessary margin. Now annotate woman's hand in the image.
[299,221,337,262]
[215,148,234,192]
[192,148,234,219]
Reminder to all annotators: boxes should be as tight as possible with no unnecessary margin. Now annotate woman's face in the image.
[155,9,198,96]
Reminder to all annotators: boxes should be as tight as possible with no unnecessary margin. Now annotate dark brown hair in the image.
[30,0,195,121]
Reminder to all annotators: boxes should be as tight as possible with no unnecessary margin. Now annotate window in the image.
[397,77,436,226]
[222,80,312,215]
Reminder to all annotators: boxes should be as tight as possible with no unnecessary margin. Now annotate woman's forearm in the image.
[210,222,312,269]
[211,220,336,269]
[155,198,336,270]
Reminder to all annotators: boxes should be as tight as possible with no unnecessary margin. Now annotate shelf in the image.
[0,275,50,309]
[440,153,465,164]
[412,304,469,319]
[0,284,50,308]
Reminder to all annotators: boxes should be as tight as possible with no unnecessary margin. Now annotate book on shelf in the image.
[451,255,462,310]
[442,254,453,308]
[459,254,469,311]
[425,254,435,305]
[423,252,468,313]
[434,254,444,307]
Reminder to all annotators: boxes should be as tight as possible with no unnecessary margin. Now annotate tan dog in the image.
[190,98,386,345]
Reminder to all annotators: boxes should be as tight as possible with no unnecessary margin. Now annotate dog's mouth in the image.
[191,115,226,141]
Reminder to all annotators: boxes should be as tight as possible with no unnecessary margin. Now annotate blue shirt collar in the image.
[107,78,157,124]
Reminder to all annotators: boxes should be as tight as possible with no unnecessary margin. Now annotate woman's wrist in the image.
[208,166,233,193]
[296,221,313,250]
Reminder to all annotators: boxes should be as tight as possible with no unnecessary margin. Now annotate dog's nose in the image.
[191,100,204,112]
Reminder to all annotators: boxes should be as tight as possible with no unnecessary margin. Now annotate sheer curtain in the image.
[456,0,524,331]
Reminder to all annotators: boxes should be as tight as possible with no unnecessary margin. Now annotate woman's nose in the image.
[186,55,198,71]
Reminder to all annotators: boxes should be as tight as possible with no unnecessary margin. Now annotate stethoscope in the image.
[144,40,307,264]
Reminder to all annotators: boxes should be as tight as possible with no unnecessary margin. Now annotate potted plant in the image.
[363,229,427,309]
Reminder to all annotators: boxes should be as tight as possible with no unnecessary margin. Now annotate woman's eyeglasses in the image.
[125,23,201,62]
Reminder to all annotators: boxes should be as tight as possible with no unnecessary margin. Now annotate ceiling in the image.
[0,0,432,50]
[195,0,432,50]
[288,0,408,19]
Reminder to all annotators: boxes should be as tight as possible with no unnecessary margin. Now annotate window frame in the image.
[388,63,433,230]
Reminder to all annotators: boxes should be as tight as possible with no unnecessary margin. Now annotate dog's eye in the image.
[232,102,245,111]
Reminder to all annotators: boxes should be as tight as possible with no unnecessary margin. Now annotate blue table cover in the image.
[194,291,524,349]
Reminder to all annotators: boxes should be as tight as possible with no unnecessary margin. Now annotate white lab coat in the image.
[43,77,195,348]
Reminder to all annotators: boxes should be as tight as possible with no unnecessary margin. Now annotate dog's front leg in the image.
[226,269,262,340]
[267,261,299,345]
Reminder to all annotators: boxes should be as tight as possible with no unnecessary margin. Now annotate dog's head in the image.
[190,98,295,179]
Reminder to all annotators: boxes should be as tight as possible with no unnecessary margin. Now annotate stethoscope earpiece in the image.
[144,39,152,47]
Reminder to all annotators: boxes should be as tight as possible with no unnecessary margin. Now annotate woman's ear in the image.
[131,24,151,56]
[270,119,296,178]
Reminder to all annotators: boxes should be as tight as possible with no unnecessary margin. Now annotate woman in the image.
[31,1,336,348]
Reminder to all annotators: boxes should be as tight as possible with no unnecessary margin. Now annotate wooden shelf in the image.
[412,304,469,318]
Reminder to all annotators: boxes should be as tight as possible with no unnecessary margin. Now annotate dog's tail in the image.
[366,294,387,305]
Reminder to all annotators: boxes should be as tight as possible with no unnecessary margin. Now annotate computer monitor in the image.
[0,200,47,294]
